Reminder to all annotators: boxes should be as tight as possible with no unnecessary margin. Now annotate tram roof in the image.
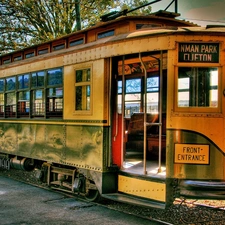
[126,26,225,39]
[0,11,196,55]
[1,10,225,66]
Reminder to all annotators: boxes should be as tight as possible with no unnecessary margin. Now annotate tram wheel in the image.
[84,179,101,202]
[85,189,101,202]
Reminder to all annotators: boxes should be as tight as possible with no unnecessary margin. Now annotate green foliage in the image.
[119,0,152,15]
[0,0,152,54]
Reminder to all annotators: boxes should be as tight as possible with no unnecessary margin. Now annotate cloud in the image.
[151,0,225,26]
[179,0,225,26]
[183,1,225,20]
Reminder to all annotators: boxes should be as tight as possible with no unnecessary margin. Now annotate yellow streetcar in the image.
[0,9,225,208]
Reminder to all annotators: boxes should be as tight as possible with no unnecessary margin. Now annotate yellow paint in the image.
[63,59,109,125]
[174,144,209,164]
[167,36,225,153]
[0,56,64,77]
[118,175,165,202]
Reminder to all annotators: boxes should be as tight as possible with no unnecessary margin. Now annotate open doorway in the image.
[111,51,167,177]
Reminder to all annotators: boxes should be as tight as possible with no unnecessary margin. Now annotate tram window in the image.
[117,77,159,116]
[47,68,63,86]
[0,67,63,119]
[38,48,49,55]
[18,74,29,89]
[75,68,91,111]
[178,67,218,107]
[117,81,122,114]
[46,87,63,117]
[0,79,4,117]
[32,89,45,116]
[124,79,141,116]
[0,93,4,116]
[31,71,45,87]
[136,24,161,29]
[5,92,16,118]
[69,38,84,47]
[18,74,30,116]
[13,55,22,61]
[53,44,65,51]
[31,71,45,117]
[17,91,30,117]
[25,52,35,59]
[117,79,142,116]
[46,68,63,117]
[0,79,4,92]
[147,77,159,113]
[126,79,141,93]
[6,77,16,91]
[97,30,114,39]
[3,58,11,64]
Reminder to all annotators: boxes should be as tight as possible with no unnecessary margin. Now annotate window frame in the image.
[46,68,63,118]
[117,75,160,117]
[0,79,5,117]
[0,67,63,119]
[69,34,85,47]
[5,92,16,118]
[37,44,50,55]
[5,76,16,118]
[174,65,222,113]
[17,74,30,118]
[74,66,92,115]
[97,29,115,39]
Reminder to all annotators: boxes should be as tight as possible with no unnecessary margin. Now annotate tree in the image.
[0,0,152,54]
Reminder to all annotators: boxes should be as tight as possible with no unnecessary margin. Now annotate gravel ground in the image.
[1,168,225,225]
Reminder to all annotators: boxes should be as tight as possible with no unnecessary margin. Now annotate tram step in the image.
[101,193,165,209]
[119,174,165,195]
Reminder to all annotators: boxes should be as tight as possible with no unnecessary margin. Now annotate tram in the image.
[0,8,225,209]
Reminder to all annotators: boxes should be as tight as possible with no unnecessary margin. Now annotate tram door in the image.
[112,52,167,174]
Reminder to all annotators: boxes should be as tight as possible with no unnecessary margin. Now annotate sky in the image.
[150,0,225,27]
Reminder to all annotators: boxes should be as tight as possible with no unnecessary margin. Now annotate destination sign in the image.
[178,43,219,63]
[174,144,209,164]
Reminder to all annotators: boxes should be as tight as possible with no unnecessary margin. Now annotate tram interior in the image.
[113,52,167,177]
[123,112,167,177]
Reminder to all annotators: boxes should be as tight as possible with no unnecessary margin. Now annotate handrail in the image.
[121,56,125,169]
[139,51,163,174]
[139,53,148,174]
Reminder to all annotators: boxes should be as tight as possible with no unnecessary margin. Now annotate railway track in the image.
[1,168,225,225]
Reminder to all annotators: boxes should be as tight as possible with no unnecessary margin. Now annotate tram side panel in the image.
[63,58,111,170]
[166,37,225,199]
[0,121,115,188]
[60,59,115,194]
[0,58,116,194]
